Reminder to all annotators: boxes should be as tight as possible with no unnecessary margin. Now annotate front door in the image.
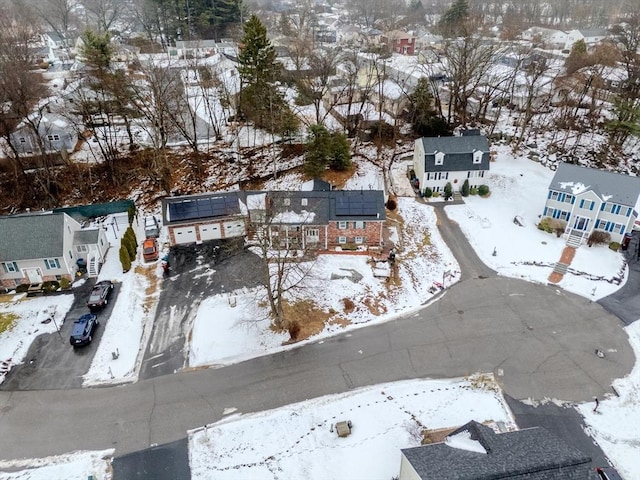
[24,268,43,284]
[573,216,589,231]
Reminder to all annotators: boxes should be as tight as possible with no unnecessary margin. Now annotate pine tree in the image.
[438,0,469,36]
[329,132,351,171]
[408,77,450,137]
[304,124,331,177]
[444,182,453,200]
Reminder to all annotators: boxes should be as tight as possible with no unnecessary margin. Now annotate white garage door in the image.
[173,226,197,244]
[199,223,222,241]
[223,221,245,238]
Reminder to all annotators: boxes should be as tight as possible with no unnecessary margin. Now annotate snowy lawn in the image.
[445,144,627,300]
[0,450,113,480]
[189,375,516,480]
[0,294,74,384]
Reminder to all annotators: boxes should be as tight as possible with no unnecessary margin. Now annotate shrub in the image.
[432,191,440,198]
[423,187,433,198]
[120,245,132,272]
[609,241,620,251]
[461,179,470,197]
[386,197,397,210]
[478,184,490,196]
[537,217,566,235]
[588,230,611,247]
[122,235,136,260]
[15,284,29,293]
[287,320,301,341]
[42,281,60,293]
[443,182,453,200]
[343,298,355,313]
[470,187,478,195]
[60,278,72,290]
[127,204,136,225]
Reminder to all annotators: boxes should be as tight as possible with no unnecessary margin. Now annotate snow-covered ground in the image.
[189,375,515,480]
[0,143,638,478]
[0,449,113,480]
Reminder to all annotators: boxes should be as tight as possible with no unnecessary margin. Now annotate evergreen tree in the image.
[461,178,470,197]
[329,132,351,171]
[565,39,589,74]
[444,182,453,200]
[80,30,113,75]
[119,245,131,272]
[304,124,331,177]
[438,0,469,36]
[408,77,451,137]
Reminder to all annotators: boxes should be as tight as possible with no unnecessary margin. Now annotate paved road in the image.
[0,201,635,468]
[112,438,190,479]
[599,231,640,326]
[0,280,120,391]
[0,274,632,461]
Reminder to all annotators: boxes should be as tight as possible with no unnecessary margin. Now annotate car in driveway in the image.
[143,238,159,262]
[70,313,99,347]
[87,280,114,310]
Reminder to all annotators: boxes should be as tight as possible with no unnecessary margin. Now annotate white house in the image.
[520,27,568,49]
[10,114,78,156]
[564,28,608,50]
[412,133,491,195]
[0,212,109,288]
[542,162,640,245]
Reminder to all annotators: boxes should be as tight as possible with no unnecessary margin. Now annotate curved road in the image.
[0,203,634,462]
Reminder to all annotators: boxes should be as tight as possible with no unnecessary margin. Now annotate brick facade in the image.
[327,220,383,248]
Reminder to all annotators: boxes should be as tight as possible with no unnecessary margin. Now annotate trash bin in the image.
[621,233,633,251]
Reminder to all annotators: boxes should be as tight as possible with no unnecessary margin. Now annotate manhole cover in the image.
[458,310,464,315]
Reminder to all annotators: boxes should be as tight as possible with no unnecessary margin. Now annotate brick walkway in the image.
[548,246,576,283]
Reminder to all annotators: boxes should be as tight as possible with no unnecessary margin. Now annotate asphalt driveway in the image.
[0,279,120,390]
[138,239,264,379]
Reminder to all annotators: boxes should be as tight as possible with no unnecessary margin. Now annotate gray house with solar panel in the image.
[161,189,386,250]
[413,133,491,196]
[0,213,110,288]
[399,420,599,480]
[543,163,640,245]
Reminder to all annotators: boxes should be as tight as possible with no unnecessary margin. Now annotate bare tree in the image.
[84,0,123,32]
[247,191,317,338]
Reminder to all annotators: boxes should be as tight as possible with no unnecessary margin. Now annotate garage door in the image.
[172,226,197,244]
[223,221,245,238]
[199,223,222,241]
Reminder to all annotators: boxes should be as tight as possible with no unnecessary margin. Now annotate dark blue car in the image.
[70,313,99,347]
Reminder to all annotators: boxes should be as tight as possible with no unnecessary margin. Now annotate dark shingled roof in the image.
[401,421,599,480]
[0,213,65,261]
[162,192,242,225]
[419,136,490,173]
[549,162,640,207]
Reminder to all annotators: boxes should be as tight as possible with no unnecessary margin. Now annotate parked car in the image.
[142,238,159,262]
[144,216,160,238]
[70,313,99,347]
[596,467,623,480]
[87,280,114,310]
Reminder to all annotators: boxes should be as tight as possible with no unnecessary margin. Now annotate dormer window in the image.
[435,151,444,165]
[301,198,308,206]
[473,150,482,164]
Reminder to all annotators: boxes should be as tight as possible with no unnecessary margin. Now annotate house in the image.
[380,30,416,55]
[171,40,237,59]
[542,162,640,244]
[162,192,247,246]
[0,213,109,288]
[9,114,78,156]
[520,26,567,49]
[162,189,386,250]
[42,31,72,50]
[399,420,599,479]
[564,28,608,51]
[412,133,491,196]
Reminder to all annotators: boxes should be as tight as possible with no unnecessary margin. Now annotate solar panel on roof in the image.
[168,195,237,222]
[335,195,378,216]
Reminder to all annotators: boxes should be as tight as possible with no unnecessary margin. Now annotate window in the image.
[354,236,364,244]
[301,198,308,206]
[2,262,19,273]
[338,236,347,244]
[355,221,366,229]
[44,258,60,269]
[306,228,319,243]
[68,250,73,259]
[47,134,60,141]
[435,151,444,165]
[472,150,482,164]
[338,221,347,229]
[565,194,573,204]
[549,191,559,201]
[77,245,88,253]
[283,198,290,206]
[579,199,594,210]
[19,137,26,143]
